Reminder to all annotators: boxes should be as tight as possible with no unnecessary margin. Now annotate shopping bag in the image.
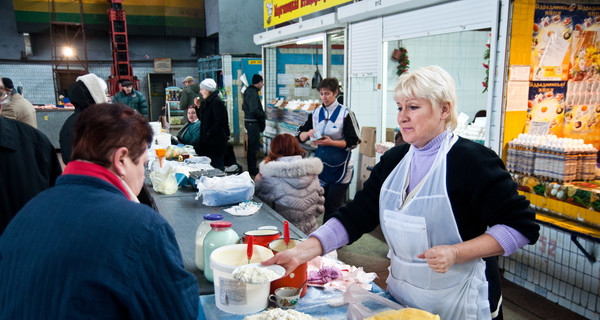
[149,162,179,195]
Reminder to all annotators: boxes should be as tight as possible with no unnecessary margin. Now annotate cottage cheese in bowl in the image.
[233,264,285,284]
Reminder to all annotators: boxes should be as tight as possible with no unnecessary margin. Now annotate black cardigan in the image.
[332,137,540,314]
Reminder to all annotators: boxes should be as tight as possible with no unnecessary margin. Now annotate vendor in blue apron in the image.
[266,66,539,319]
[296,77,360,223]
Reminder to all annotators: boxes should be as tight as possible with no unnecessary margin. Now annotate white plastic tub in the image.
[210,244,275,314]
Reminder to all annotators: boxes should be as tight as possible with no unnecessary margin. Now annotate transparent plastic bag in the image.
[149,162,179,195]
[343,284,404,320]
[195,172,254,206]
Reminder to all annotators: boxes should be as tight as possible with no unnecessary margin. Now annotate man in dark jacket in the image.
[180,76,201,113]
[0,77,62,235]
[113,80,148,118]
[242,74,266,176]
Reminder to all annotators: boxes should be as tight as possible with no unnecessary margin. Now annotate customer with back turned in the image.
[195,78,229,170]
[0,74,62,236]
[265,66,539,319]
[255,133,324,234]
[242,74,266,176]
[59,73,109,164]
[0,103,199,319]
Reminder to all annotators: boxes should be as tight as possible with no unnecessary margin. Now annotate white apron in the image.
[379,132,492,319]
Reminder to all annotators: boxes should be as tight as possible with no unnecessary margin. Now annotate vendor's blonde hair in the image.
[393,65,458,130]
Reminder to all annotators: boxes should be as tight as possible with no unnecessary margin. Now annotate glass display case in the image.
[165,86,183,130]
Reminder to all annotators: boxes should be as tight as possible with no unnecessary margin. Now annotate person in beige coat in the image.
[1,78,36,128]
[255,134,325,234]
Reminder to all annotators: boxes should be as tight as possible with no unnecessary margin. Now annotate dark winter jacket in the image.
[180,83,201,110]
[113,89,148,117]
[242,85,266,131]
[195,91,229,158]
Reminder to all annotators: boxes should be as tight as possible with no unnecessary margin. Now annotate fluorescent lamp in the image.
[296,35,324,45]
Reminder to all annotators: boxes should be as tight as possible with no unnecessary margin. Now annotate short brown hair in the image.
[317,78,339,94]
[264,133,306,163]
[71,103,153,167]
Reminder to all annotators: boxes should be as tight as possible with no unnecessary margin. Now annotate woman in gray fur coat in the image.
[255,134,325,234]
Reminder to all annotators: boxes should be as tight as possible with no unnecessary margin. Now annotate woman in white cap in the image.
[194,78,229,170]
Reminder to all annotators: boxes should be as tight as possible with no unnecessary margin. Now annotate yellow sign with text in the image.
[263,0,352,28]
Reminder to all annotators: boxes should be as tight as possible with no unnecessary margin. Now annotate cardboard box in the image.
[357,154,376,192]
[360,126,377,157]
[386,128,395,143]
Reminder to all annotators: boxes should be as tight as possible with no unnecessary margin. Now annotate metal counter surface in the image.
[141,179,307,295]
[35,108,74,149]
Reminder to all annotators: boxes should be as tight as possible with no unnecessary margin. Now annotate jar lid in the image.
[210,221,232,228]
[203,214,224,221]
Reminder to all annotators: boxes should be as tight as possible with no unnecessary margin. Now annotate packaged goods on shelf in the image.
[507,134,597,182]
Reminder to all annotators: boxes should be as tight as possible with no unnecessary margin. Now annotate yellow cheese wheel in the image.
[365,308,440,320]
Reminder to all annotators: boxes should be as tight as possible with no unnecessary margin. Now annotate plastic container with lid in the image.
[203,221,239,282]
[195,214,224,270]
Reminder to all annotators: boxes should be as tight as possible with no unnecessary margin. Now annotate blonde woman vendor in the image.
[266,66,539,319]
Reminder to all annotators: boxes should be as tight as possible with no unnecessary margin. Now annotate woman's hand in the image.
[299,129,316,143]
[314,135,333,146]
[418,245,459,273]
[261,237,324,275]
[418,234,504,273]
[193,97,201,107]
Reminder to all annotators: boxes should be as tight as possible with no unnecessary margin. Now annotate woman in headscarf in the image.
[59,73,108,164]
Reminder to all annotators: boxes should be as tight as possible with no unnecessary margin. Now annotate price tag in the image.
[528,121,551,136]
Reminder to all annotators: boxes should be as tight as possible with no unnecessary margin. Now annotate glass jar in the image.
[203,221,239,282]
[195,214,224,270]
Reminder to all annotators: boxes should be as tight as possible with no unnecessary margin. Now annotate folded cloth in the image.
[224,201,262,216]
[308,266,343,284]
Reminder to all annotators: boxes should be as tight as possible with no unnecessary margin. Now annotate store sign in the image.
[263,0,352,28]
[154,58,172,73]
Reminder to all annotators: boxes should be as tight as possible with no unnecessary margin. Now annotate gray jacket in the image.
[255,156,325,234]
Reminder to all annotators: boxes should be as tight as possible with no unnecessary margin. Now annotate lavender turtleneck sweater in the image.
[311,131,529,256]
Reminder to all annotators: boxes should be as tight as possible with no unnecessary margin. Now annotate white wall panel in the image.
[349,18,382,77]
[382,0,497,42]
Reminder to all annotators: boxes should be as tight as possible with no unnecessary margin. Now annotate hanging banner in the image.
[531,3,575,81]
[264,0,352,28]
[569,4,600,81]
[526,81,567,136]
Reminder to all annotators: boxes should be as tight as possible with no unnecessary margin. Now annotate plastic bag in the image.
[343,284,405,320]
[195,172,254,206]
[149,162,179,195]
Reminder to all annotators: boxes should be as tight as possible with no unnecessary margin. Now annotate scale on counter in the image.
[189,169,227,180]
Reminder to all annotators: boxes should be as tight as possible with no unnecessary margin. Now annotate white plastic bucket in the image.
[210,244,275,314]
[155,133,171,147]
[149,121,162,136]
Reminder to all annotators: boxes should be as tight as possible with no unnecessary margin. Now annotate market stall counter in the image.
[140,177,307,295]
